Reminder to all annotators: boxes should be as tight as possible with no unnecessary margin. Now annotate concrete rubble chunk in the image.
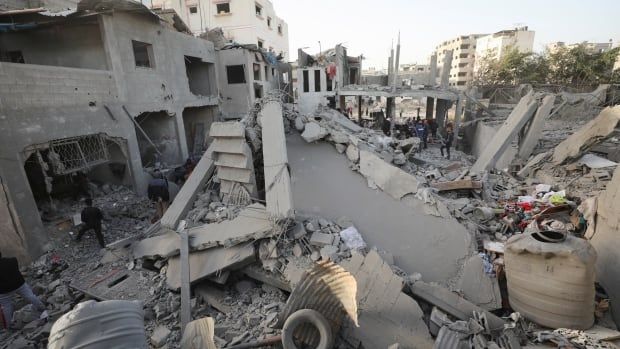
[318,107,363,133]
[166,244,255,290]
[260,101,294,218]
[161,145,216,229]
[339,250,434,348]
[410,281,506,330]
[217,166,254,184]
[329,131,350,144]
[470,91,538,173]
[345,144,360,163]
[309,231,335,246]
[214,145,253,169]
[210,138,247,154]
[457,255,502,311]
[552,106,620,165]
[194,284,233,314]
[301,122,328,143]
[151,325,171,348]
[294,116,305,132]
[359,150,420,200]
[132,229,180,259]
[209,122,245,138]
[430,179,482,192]
[189,203,272,250]
[335,143,346,153]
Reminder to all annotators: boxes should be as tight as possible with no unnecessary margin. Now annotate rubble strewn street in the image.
[1,0,619,348]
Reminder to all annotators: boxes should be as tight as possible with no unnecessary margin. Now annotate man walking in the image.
[440,125,455,160]
[0,251,47,329]
[76,198,105,248]
[415,120,428,149]
[148,170,170,221]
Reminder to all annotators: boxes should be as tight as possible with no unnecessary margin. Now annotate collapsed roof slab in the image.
[287,134,473,283]
[470,91,538,173]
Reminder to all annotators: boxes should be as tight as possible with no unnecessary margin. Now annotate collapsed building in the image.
[0,1,290,263]
[1,2,620,349]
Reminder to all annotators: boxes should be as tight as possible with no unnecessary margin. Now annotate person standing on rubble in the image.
[440,125,454,160]
[415,120,428,149]
[0,251,48,329]
[148,170,170,221]
[76,197,105,248]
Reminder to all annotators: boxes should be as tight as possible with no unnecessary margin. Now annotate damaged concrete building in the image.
[0,1,219,261]
[2,1,620,349]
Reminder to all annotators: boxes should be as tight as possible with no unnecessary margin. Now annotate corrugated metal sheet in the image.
[276,260,357,346]
[433,323,472,349]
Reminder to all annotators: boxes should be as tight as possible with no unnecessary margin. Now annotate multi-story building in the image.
[151,0,290,61]
[546,40,613,54]
[0,1,221,262]
[474,27,535,72]
[435,34,486,88]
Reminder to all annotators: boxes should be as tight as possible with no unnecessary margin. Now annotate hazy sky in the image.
[271,0,620,69]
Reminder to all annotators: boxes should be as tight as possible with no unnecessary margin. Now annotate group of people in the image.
[406,118,454,159]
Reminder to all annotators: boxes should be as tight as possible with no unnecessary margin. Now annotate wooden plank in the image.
[430,179,482,192]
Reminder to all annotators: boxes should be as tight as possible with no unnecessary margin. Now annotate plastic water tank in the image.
[505,231,597,330]
[48,300,147,349]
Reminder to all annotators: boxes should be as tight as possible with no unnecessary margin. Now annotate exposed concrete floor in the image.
[287,134,473,283]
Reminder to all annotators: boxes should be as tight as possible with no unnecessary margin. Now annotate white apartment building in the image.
[435,34,486,88]
[474,27,535,73]
[546,41,613,54]
[151,0,290,61]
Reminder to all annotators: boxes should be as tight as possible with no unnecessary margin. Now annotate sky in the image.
[271,0,620,69]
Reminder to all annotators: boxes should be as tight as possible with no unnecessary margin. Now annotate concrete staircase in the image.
[209,122,257,204]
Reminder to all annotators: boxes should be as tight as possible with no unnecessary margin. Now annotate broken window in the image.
[302,70,309,92]
[278,24,282,35]
[459,53,468,59]
[48,134,110,175]
[189,6,198,14]
[314,70,321,92]
[132,40,154,68]
[254,85,263,99]
[216,2,230,14]
[271,68,275,78]
[458,72,467,77]
[255,3,262,16]
[267,17,272,28]
[185,56,213,96]
[264,65,269,81]
[257,39,264,49]
[457,81,466,86]
[460,44,470,50]
[326,73,333,92]
[0,50,25,63]
[253,63,261,81]
[226,65,246,84]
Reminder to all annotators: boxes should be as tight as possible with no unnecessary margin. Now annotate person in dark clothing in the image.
[415,120,428,149]
[441,125,455,160]
[0,251,47,328]
[429,119,438,141]
[76,198,105,248]
[148,170,170,221]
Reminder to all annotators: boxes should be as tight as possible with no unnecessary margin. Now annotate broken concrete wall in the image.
[0,20,108,70]
[470,122,518,170]
[297,66,336,115]
[0,7,219,262]
[590,166,620,327]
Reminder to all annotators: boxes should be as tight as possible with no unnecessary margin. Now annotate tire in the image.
[281,309,333,349]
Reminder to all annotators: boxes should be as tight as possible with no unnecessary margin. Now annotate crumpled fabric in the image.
[479,253,495,277]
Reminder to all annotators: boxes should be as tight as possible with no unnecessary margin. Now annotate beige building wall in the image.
[474,27,535,73]
[151,0,290,61]
[435,34,486,88]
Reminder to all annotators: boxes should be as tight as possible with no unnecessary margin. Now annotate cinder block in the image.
[309,232,335,247]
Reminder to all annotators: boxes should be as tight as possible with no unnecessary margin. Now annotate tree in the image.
[474,47,548,85]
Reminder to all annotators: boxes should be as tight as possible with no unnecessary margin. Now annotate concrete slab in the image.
[209,122,245,138]
[287,134,472,283]
[259,101,294,218]
[132,229,180,259]
[590,166,620,327]
[457,255,502,311]
[217,166,254,184]
[471,92,538,173]
[210,138,247,154]
[214,151,252,169]
[161,145,215,230]
[552,106,620,165]
[166,244,256,290]
[309,232,335,246]
[340,250,434,348]
[358,150,420,200]
[188,203,272,250]
[70,266,153,301]
[518,94,555,159]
